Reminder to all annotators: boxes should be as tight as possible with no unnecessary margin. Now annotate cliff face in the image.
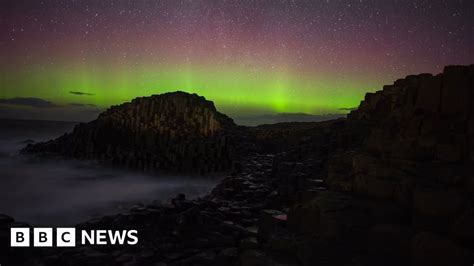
[327,65,474,193]
[349,65,474,162]
[22,91,237,173]
[311,65,474,265]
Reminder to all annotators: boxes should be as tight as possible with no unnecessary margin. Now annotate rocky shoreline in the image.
[1,65,474,265]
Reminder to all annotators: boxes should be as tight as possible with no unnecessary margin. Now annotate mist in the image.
[0,119,218,225]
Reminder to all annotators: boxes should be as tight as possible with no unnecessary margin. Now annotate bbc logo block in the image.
[10,227,76,247]
[56,228,75,247]
[10,228,30,247]
[34,228,53,247]
[10,227,138,247]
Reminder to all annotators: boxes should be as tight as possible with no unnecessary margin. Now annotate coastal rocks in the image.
[15,153,278,266]
[4,65,474,265]
[22,92,238,174]
[349,65,474,162]
[325,65,474,264]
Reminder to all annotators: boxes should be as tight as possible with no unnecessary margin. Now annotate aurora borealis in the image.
[1,0,474,122]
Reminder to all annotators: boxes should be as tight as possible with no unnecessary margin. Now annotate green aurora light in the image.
[1,63,379,116]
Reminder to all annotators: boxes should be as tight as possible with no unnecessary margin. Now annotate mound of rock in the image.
[22,91,238,173]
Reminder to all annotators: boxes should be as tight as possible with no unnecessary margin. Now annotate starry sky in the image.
[1,0,473,122]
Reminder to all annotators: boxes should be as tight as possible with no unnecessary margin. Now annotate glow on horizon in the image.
[1,62,378,116]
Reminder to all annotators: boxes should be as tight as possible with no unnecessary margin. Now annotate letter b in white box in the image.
[34,228,53,247]
[57,228,76,247]
[11,228,30,247]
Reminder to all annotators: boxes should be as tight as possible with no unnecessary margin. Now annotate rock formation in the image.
[4,65,474,265]
[22,91,238,173]
[299,65,474,265]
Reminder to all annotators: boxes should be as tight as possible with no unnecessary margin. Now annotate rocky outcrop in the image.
[349,65,474,163]
[328,65,474,202]
[307,65,474,265]
[22,92,238,173]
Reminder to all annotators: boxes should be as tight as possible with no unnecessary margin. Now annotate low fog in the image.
[0,119,218,225]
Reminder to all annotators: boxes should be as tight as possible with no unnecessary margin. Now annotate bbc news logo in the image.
[10,228,138,247]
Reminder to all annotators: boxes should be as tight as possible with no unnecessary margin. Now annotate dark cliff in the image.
[22,91,238,173]
[327,65,474,195]
[348,64,474,162]
[293,65,474,265]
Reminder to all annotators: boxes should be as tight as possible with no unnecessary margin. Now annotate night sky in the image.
[1,0,473,121]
